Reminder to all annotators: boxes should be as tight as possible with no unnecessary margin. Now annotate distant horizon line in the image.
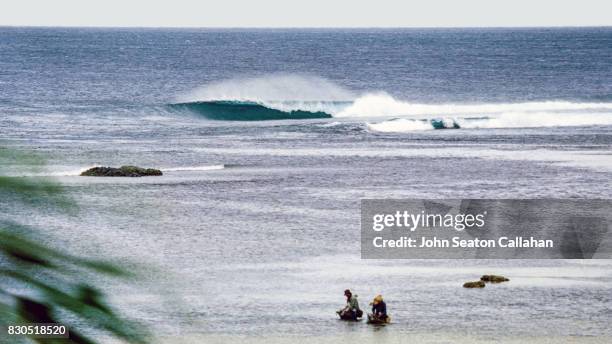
[1,24,611,30]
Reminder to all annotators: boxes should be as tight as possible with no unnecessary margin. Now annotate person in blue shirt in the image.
[370,295,389,322]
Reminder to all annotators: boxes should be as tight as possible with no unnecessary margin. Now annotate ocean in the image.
[1,27,612,342]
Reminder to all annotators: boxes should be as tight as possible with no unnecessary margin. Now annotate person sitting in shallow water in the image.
[369,295,389,322]
[337,289,362,320]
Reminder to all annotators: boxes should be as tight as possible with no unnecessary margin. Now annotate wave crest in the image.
[174,75,612,128]
[169,100,332,121]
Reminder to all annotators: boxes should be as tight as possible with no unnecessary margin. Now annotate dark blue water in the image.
[1,27,611,108]
[1,28,612,342]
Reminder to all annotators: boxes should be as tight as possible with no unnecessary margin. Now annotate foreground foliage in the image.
[0,148,147,343]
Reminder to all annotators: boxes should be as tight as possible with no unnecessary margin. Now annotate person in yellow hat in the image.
[369,294,389,323]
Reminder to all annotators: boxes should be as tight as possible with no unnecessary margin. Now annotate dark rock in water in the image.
[463,281,485,288]
[80,166,162,177]
[480,275,509,283]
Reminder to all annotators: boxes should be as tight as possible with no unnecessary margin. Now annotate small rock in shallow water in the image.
[480,275,509,283]
[463,281,486,288]
[80,166,162,177]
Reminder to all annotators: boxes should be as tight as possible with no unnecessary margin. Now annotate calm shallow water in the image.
[1,27,612,341]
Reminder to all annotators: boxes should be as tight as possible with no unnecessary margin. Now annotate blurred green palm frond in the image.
[0,148,147,344]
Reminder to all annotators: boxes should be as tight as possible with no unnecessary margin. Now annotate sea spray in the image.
[176,74,355,104]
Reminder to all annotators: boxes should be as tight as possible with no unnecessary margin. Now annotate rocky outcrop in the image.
[480,275,509,283]
[463,281,485,288]
[80,166,162,177]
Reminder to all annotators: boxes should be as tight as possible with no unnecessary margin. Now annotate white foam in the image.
[367,118,433,132]
[337,92,612,118]
[196,146,612,171]
[163,165,225,172]
[3,165,101,177]
[318,121,342,127]
[459,111,612,129]
[262,100,349,114]
[368,111,612,133]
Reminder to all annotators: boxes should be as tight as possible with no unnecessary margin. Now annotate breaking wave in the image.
[367,111,612,133]
[169,100,332,121]
[367,118,462,132]
[172,75,612,130]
